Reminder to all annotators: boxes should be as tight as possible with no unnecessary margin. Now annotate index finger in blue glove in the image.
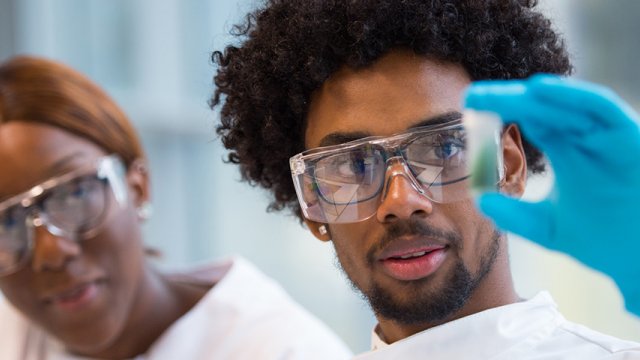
[464,79,598,138]
[528,74,639,129]
[466,75,639,131]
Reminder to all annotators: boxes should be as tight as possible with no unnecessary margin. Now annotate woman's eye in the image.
[0,214,14,229]
[71,183,90,198]
[0,207,24,230]
[51,178,98,203]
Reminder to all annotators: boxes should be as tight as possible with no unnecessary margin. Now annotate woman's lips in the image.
[379,246,447,281]
[44,282,101,311]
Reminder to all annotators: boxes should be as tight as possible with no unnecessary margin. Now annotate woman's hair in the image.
[0,56,144,168]
[212,0,573,219]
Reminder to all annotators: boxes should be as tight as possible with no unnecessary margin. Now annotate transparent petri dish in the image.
[463,110,504,196]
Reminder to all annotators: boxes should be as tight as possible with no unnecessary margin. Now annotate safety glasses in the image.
[290,119,501,224]
[0,155,128,276]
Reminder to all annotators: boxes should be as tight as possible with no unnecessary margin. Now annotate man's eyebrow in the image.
[408,111,463,129]
[319,131,371,147]
[317,111,463,147]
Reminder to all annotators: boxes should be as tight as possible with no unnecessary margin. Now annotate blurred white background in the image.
[0,0,638,353]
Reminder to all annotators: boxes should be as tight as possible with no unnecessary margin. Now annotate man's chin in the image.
[365,261,475,325]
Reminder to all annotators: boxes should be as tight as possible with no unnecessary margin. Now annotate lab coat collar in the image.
[356,292,563,359]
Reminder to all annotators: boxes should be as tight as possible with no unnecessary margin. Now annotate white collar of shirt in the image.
[357,291,564,359]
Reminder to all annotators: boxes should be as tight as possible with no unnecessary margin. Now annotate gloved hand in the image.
[464,74,640,316]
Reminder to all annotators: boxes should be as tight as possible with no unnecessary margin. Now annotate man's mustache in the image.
[367,219,463,263]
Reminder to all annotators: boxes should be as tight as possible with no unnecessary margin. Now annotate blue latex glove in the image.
[464,74,640,316]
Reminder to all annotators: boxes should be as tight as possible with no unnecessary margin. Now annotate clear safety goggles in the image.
[0,155,128,276]
[290,119,503,224]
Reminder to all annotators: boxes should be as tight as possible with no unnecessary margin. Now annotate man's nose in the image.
[31,223,80,272]
[376,159,434,223]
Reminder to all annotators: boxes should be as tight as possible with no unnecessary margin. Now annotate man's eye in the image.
[337,158,366,177]
[336,161,355,176]
[434,141,463,160]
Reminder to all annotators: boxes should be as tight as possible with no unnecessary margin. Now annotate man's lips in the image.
[379,243,447,260]
[377,240,448,281]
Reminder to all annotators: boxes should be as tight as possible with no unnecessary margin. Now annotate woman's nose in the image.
[31,223,80,272]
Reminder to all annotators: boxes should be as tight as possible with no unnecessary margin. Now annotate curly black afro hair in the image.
[211,0,572,220]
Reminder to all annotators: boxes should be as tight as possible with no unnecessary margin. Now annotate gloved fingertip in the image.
[464,81,527,110]
[463,83,490,108]
[476,192,508,218]
[529,73,563,84]
[477,193,552,245]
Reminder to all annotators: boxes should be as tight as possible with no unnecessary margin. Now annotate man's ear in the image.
[500,124,527,197]
[303,218,332,242]
[126,158,151,209]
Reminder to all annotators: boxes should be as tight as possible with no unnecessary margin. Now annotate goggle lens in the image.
[0,208,29,274]
[0,155,126,276]
[314,146,386,205]
[43,176,108,234]
[291,125,487,224]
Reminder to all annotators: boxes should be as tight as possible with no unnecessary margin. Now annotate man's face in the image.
[304,50,517,340]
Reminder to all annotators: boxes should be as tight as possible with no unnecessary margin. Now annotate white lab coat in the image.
[0,257,353,360]
[354,292,640,359]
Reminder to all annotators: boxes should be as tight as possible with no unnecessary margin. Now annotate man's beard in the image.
[366,256,484,324]
[336,221,501,325]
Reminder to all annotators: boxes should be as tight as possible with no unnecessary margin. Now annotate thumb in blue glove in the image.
[464,74,640,316]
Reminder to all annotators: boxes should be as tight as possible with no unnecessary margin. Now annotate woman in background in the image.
[0,56,352,359]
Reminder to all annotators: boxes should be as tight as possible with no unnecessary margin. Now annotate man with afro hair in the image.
[212,0,640,358]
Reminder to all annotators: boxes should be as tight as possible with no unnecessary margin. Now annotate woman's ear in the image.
[304,218,332,242]
[126,158,151,210]
[500,124,527,197]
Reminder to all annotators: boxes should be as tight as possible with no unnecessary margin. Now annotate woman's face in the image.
[0,122,147,353]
